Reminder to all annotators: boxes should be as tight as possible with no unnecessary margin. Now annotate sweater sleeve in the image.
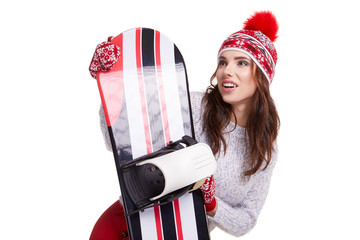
[189,92,205,141]
[99,106,113,151]
[209,153,277,237]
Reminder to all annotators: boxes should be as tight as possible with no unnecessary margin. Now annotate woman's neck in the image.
[229,101,251,128]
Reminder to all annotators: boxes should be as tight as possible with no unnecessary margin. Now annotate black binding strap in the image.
[120,135,198,215]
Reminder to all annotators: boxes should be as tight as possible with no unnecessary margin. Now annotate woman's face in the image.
[216,50,257,109]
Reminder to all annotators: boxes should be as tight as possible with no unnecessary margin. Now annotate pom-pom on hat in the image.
[218,11,279,83]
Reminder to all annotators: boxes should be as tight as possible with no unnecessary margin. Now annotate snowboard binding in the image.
[119,136,216,215]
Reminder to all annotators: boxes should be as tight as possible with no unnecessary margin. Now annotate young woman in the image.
[89,10,280,239]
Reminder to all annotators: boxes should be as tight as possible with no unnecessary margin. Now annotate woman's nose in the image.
[224,63,233,76]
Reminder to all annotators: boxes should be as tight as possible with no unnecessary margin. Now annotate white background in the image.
[1,0,360,239]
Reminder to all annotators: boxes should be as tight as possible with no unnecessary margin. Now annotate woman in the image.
[89,10,280,238]
[191,11,280,235]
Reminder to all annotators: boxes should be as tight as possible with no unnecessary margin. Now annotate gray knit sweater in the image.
[190,92,277,237]
[99,92,277,237]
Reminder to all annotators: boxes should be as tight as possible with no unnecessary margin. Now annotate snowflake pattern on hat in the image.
[219,31,276,83]
[254,31,275,52]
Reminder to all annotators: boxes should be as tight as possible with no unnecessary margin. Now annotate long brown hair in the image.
[202,63,280,176]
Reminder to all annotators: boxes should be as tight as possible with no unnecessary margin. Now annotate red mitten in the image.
[89,36,121,79]
[200,175,216,212]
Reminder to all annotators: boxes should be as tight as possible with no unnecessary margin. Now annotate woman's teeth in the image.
[223,83,236,88]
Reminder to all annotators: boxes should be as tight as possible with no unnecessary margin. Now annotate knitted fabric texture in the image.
[89,37,120,79]
[190,92,277,237]
[200,175,217,212]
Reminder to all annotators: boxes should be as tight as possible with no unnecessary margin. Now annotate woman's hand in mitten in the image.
[89,36,121,79]
[200,175,217,216]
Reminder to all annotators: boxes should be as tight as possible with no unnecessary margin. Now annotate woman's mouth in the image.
[221,80,238,92]
[223,82,237,88]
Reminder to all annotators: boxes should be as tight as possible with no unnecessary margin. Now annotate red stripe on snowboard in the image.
[96,75,111,126]
[136,28,152,154]
[154,205,164,240]
[174,199,184,240]
[155,30,171,145]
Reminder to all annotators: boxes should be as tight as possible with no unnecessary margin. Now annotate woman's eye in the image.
[238,61,249,66]
[218,61,227,66]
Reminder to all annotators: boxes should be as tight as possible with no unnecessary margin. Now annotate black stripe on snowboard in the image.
[192,190,210,240]
[174,45,194,138]
[160,202,177,239]
[141,28,165,151]
[141,28,178,240]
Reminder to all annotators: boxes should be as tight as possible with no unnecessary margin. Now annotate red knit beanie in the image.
[218,11,279,83]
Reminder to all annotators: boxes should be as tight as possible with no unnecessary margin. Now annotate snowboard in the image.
[96,28,210,240]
